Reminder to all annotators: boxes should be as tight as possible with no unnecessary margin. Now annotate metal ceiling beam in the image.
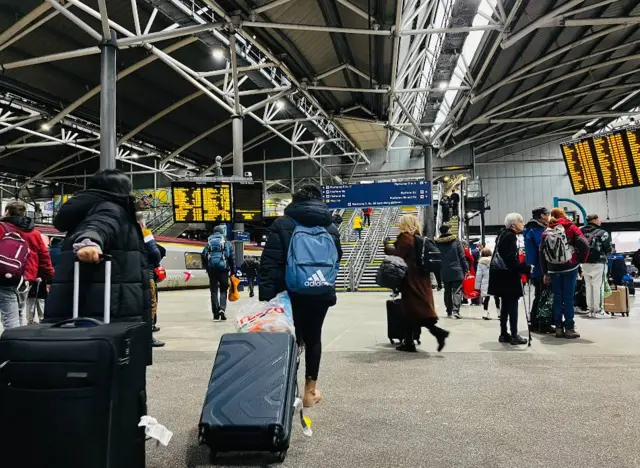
[559,17,640,27]
[159,118,231,164]
[455,52,640,137]
[0,4,68,53]
[472,24,631,104]
[0,46,102,71]
[0,116,41,136]
[199,62,275,77]
[252,0,297,15]
[487,112,640,124]
[46,37,195,127]
[116,23,224,47]
[335,0,371,21]
[45,0,102,42]
[96,0,112,38]
[501,0,585,49]
[0,2,52,47]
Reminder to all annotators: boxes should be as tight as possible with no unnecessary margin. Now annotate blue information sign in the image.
[322,180,431,209]
[234,231,250,242]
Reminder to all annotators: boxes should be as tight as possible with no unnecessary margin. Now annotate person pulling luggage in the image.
[44,169,154,363]
[260,185,342,408]
[202,226,235,321]
[384,215,449,352]
[580,214,612,318]
[435,223,468,318]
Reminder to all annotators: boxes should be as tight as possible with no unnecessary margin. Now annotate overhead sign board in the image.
[172,182,232,223]
[560,126,640,195]
[322,180,431,209]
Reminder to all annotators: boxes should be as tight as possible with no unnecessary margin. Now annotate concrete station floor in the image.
[146,289,640,468]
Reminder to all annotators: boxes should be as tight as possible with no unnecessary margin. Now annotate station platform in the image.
[146,289,640,468]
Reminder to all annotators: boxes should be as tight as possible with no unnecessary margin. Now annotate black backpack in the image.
[414,235,441,275]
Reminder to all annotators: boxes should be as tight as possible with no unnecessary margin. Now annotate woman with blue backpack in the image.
[259,185,342,408]
[202,226,235,321]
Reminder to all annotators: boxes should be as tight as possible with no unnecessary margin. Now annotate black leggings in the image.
[291,298,329,381]
[483,296,500,311]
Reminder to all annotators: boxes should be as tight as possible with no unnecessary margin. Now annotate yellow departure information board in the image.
[233,184,263,222]
[202,184,232,222]
[172,183,203,222]
[560,127,640,195]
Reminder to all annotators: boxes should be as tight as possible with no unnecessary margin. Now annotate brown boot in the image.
[303,379,322,408]
[564,328,580,339]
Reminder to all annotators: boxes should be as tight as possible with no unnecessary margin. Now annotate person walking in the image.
[524,206,550,331]
[137,212,165,347]
[475,248,499,320]
[384,214,449,352]
[353,213,363,240]
[202,226,235,321]
[241,256,260,297]
[540,208,589,339]
[260,185,342,408]
[435,224,468,319]
[488,213,532,345]
[362,207,373,227]
[0,200,54,329]
[580,214,612,318]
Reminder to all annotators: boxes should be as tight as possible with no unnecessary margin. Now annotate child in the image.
[475,248,500,320]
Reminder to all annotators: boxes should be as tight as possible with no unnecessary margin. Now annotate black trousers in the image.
[247,277,255,296]
[529,277,544,327]
[207,269,229,316]
[364,214,371,226]
[499,296,519,336]
[291,297,329,381]
[406,318,445,344]
[483,295,500,311]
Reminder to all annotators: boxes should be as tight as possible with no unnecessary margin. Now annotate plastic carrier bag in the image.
[234,291,295,334]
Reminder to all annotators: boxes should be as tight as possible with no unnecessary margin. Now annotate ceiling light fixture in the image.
[41,123,51,131]
[438,81,448,90]
[276,99,285,110]
[212,48,225,60]
[316,137,324,143]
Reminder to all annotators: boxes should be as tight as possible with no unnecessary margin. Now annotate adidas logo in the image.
[305,270,330,287]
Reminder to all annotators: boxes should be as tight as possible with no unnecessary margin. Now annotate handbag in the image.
[490,232,509,271]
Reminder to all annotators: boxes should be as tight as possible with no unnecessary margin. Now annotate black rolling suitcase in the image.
[386,295,421,345]
[199,332,298,463]
[0,257,148,468]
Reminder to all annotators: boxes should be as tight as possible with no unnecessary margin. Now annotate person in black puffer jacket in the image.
[44,169,152,360]
[259,185,342,408]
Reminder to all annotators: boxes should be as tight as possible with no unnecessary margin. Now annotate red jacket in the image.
[0,217,54,283]
[362,208,373,215]
[464,247,475,276]
[540,217,589,274]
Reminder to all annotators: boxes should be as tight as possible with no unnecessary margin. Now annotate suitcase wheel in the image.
[389,339,395,345]
[274,450,287,463]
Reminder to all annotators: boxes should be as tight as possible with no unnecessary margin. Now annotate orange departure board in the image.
[202,184,232,222]
[172,183,203,222]
[560,127,640,195]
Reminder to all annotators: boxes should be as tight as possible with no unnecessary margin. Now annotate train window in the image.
[184,252,204,269]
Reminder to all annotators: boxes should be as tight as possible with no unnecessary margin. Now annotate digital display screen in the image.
[172,183,203,222]
[202,184,232,222]
[171,182,232,222]
[560,127,640,195]
[322,180,431,209]
[233,184,263,222]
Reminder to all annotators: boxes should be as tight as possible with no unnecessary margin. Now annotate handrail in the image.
[434,183,443,236]
[458,181,465,241]
[340,208,359,242]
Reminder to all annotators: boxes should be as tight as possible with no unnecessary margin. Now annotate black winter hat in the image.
[439,224,451,235]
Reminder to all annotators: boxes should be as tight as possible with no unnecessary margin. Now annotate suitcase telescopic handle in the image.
[73,253,112,324]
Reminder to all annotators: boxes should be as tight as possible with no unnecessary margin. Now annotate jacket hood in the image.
[548,217,573,229]
[284,199,332,227]
[581,223,600,234]
[436,234,457,244]
[2,216,34,232]
[525,218,546,229]
[54,189,134,233]
[478,256,491,266]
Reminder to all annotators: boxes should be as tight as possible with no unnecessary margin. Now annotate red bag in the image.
[462,273,480,299]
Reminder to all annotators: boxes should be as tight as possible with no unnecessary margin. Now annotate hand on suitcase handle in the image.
[75,249,112,263]
[51,317,103,328]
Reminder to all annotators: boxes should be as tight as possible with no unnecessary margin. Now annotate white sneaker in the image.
[593,311,612,319]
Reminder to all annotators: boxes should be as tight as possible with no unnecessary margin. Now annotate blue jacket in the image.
[524,218,545,279]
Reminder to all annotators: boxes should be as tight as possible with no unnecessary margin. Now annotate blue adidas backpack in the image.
[285,222,339,296]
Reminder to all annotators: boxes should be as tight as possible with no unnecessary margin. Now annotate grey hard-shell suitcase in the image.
[198,332,298,463]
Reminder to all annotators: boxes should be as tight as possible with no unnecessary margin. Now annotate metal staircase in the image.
[335,208,383,291]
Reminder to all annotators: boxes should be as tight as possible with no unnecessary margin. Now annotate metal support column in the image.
[290,146,294,194]
[423,146,435,238]
[99,31,117,170]
[480,207,486,247]
[230,32,244,235]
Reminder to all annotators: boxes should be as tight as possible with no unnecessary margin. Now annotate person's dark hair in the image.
[439,224,450,235]
[87,169,132,195]
[5,200,26,217]
[292,184,322,202]
[50,237,63,248]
